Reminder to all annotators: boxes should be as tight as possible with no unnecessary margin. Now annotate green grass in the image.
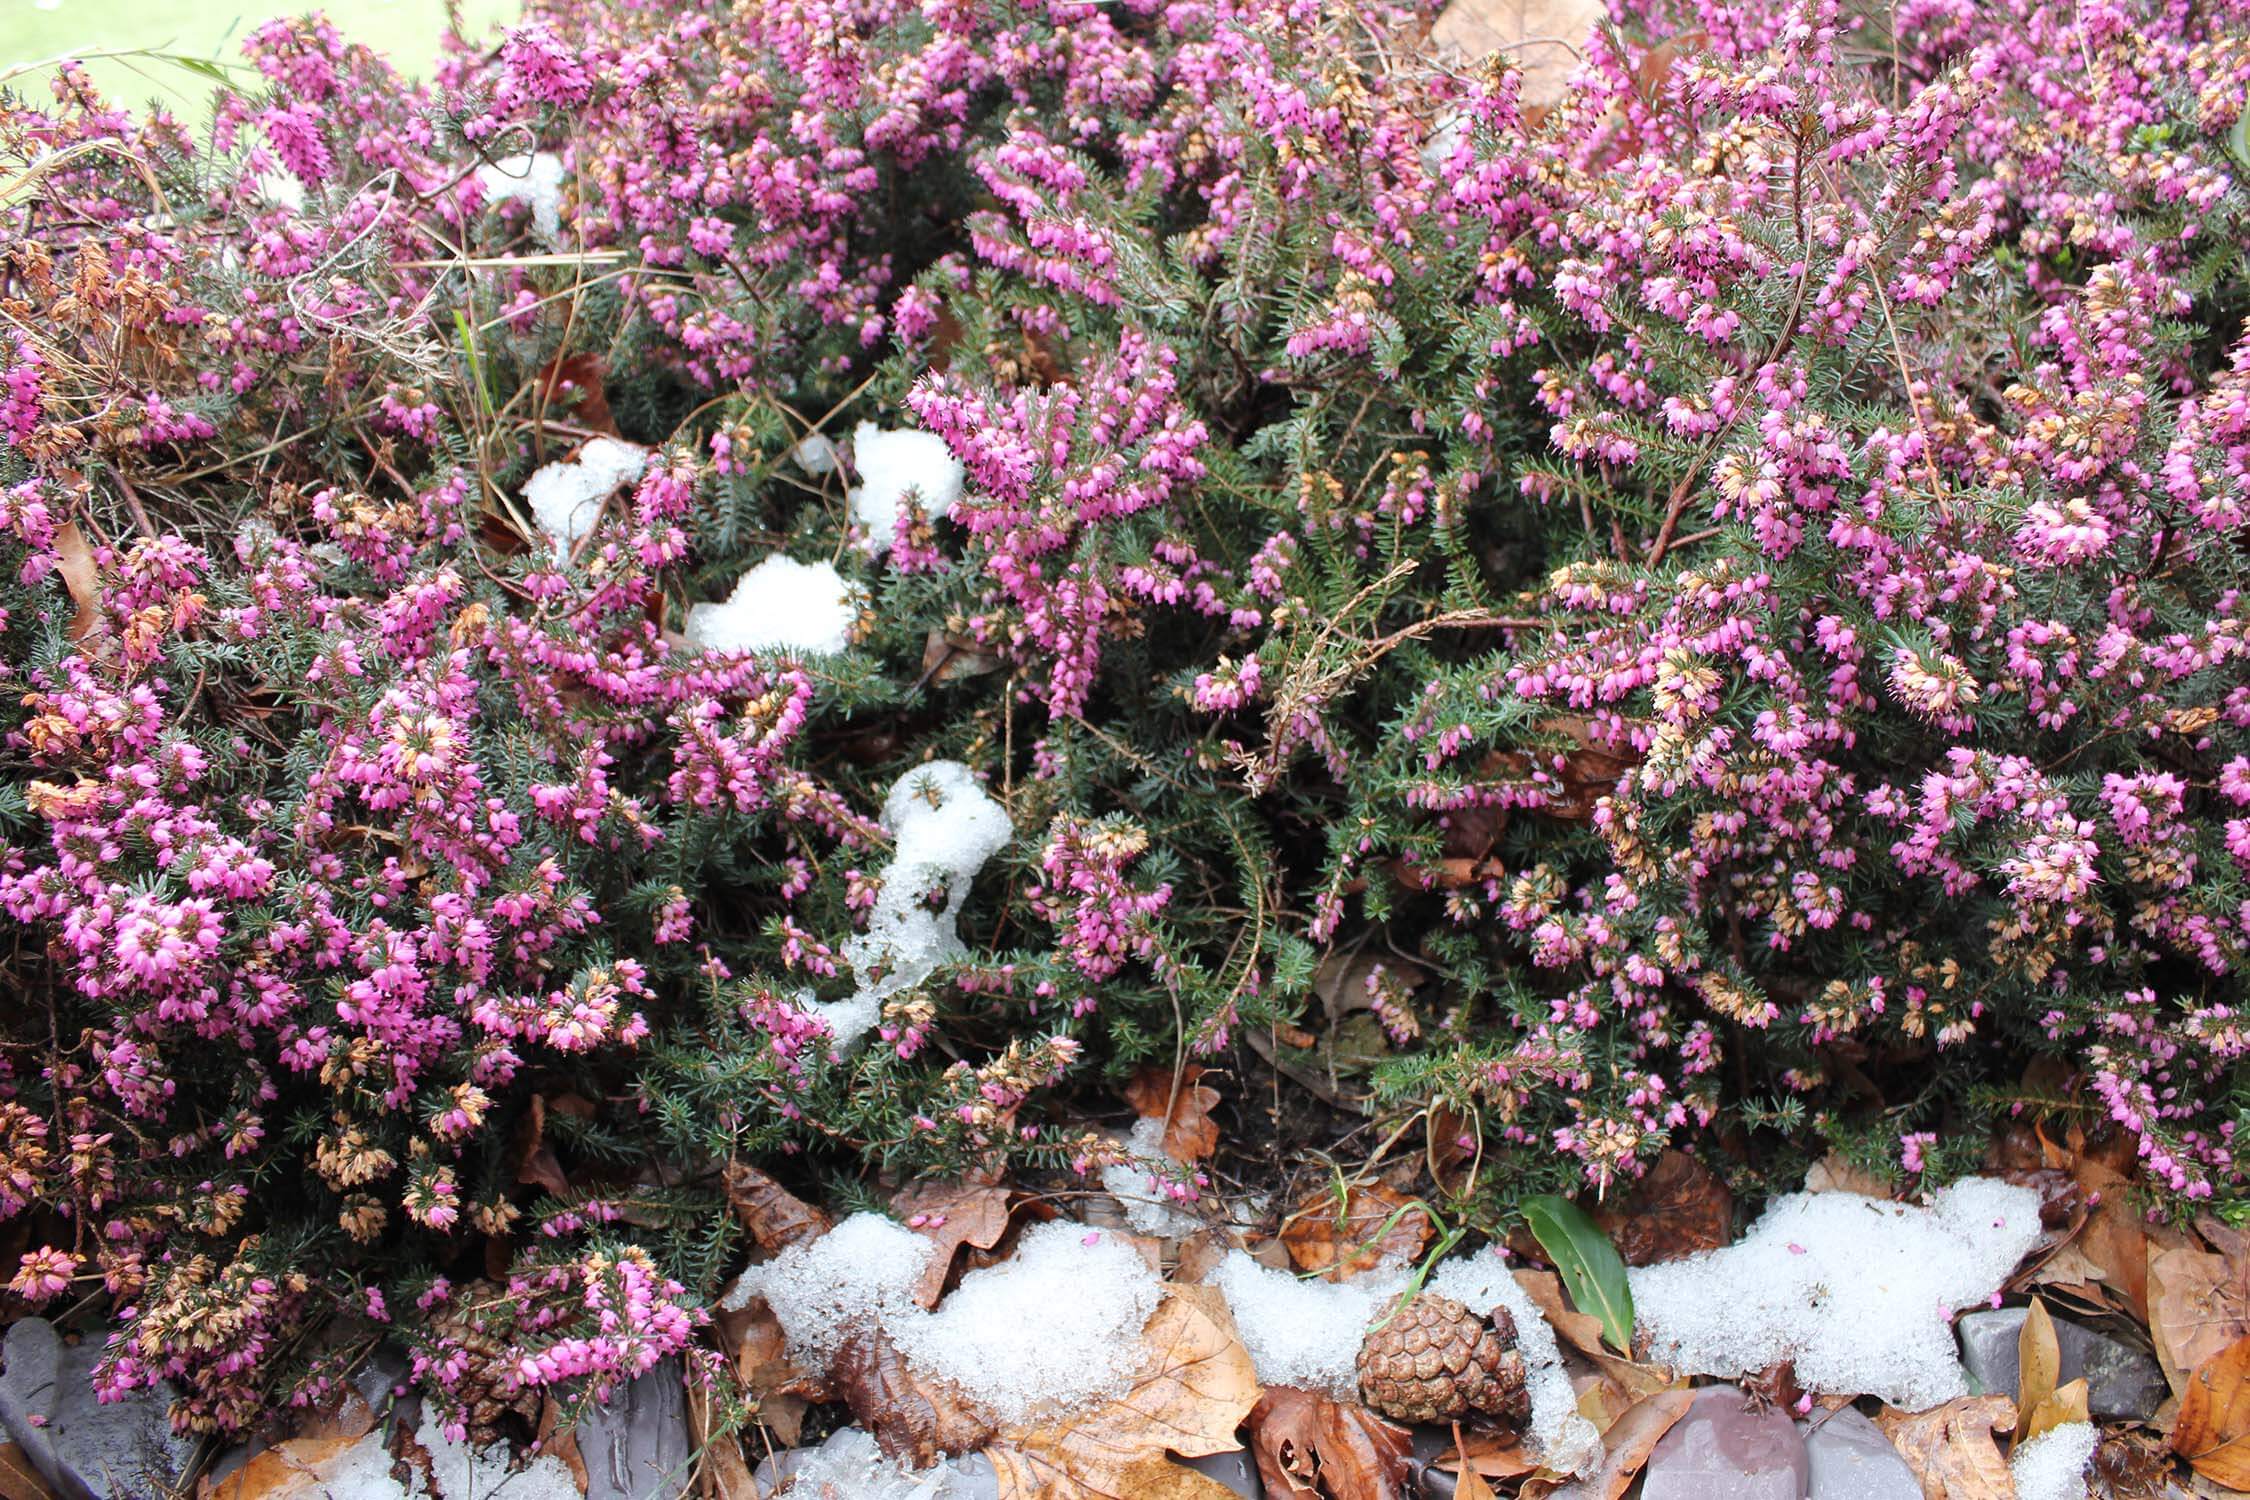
[1,0,517,109]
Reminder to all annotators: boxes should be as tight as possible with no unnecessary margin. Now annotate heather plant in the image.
[1,0,2248,1441]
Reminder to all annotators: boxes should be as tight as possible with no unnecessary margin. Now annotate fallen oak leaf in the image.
[830,1321,995,1469]
[2021,1378,2090,1445]
[1876,1395,2018,1499]
[720,1162,832,1253]
[1281,1183,1433,1283]
[1588,1150,1731,1267]
[198,1435,375,1500]
[1124,1065,1223,1164]
[0,1443,50,1500]
[2149,1244,2250,1400]
[1245,1386,1412,1499]
[893,1178,1013,1308]
[1432,1424,1538,1483]
[985,1284,1261,1500]
[2017,1297,2062,1441]
[2173,1332,2250,1488]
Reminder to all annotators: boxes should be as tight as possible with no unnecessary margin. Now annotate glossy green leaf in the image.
[1521,1194,1634,1356]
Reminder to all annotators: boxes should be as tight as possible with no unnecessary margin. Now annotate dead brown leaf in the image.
[1124,1066,1223,1164]
[986,1284,1262,1500]
[533,352,618,436]
[53,520,98,643]
[2022,1378,2091,1445]
[2018,1297,2061,1436]
[1281,1184,1433,1282]
[1432,1426,1539,1483]
[1514,1271,1672,1401]
[2151,1245,2250,1400]
[2174,1333,2250,1488]
[511,1094,573,1201]
[714,1299,822,1445]
[1589,1151,1732,1267]
[1877,1396,2018,1499]
[1802,1153,1899,1198]
[893,1179,1013,1308]
[1245,1386,1413,1499]
[198,1436,372,1500]
[831,1322,995,1469]
[535,1398,591,1496]
[721,1162,832,1254]
[0,1444,52,1500]
[685,1375,761,1500]
[920,628,1006,686]
[1427,1101,1481,1197]
[1552,1389,1694,1499]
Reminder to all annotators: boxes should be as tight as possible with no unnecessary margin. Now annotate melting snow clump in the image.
[1102,1116,1205,1237]
[762,1428,980,1499]
[1426,1252,1603,1477]
[748,1212,930,1365]
[849,423,963,556]
[2009,1420,2097,1500]
[476,152,568,241]
[1208,1251,1408,1397]
[794,433,841,474]
[747,1216,1153,1428]
[808,761,1010,1049]
[1630,1177,2043,1409]
[897,1220,1162,1425]
[682,556,861,656]
[524,437,647,553]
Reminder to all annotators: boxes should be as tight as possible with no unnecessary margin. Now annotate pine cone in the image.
[1355,1294,1531,1428]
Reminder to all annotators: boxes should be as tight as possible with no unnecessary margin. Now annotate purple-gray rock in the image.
[575,1357,692,1500]
[1640,1385,1809,1500]
[0,1318,190,1500]
[1184,1447,1263,1497]
[1802,1405,1919,1500]
[1955,1305,2166,1421]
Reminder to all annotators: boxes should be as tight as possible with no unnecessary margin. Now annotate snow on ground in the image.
[1206,1251,1408,1398]
[746,1215,1157,1427]
[804,761,1011,1049]
[475,152,568,242]
[794,433,840,474]
[895,1220,1162,1425]
[1629,1177,2044,1409]
[682,555,861,656]
[2009,1420,2097,1500]
[848,424,963,556]
[523,437,646,553]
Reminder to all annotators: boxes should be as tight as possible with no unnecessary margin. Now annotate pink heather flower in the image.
[9,1247,75,1304]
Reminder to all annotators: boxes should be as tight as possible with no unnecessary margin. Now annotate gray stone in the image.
[1802,1405,1919,1500]
[0,1318,190,1500]
[1956,1305,2167,1421]
[1183,1448,1262,1497]
[1640,1385,1808,1500]
[576,1357,693,1500]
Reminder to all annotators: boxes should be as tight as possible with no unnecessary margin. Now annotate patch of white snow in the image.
[813,761,1011,1049]
[748,1212,931,1367]
[1207,1252,1410,1398]
[1628,1178,2044,1410]
[682,555,861,656]
[896,1220,1162,1425]
[794,433,840,475]
[848,424,963,557]
[475,152,568,242]
[523,436,646,553]
[2009,1420,2097,1500]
